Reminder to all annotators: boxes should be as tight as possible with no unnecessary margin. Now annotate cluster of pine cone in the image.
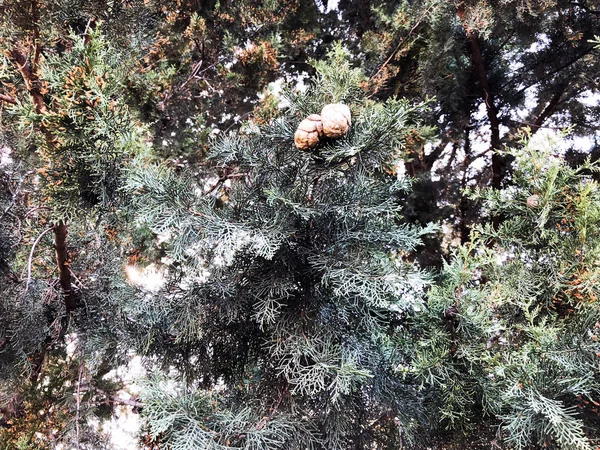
[294,103,352,150]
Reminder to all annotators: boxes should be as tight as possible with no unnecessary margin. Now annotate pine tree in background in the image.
[0,27,147,448]
[125,47,437,449]
[335,0,600,248]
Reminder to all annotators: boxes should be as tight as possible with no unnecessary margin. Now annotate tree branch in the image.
[30,0,42,73]
[370,4,435,82]
[528,84,567,134]
[7,45,46,114]
[205,171,248,194]
[511,47,594,97]
[22,226,54,296]
[0,93,17,104]
[87,386,143,408]
[424,137,451,169]
[465,35,501,147]
[83,18,96,46]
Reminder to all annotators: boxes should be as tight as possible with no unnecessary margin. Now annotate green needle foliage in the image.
[411,133,600,449]
[0,29,148,448]
[1,2,599,449]
[125,47,437,450]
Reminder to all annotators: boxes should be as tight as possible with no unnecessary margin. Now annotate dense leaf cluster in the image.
[126,53,435,449]
[0,1,599,449]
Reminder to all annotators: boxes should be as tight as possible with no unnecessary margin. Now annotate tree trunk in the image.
[53,222,76,313]
[457,5,505,188]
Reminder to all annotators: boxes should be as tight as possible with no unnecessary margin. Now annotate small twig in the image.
[68,268,85,289]
[75,362,83,450]
[507,118,567,131]
[187,208,208,218]
[24,205,51,219]
[255,388,287,431]
[83,18,93,39]
[205,172,248,194]
[22,226,54,296]
[180,59,203,89]
[223,111,251,133]
[88,386,143,408]
[0,93,17,105]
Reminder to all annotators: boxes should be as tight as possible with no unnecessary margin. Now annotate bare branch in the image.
[511,47,594,97]
[87,386,143,408]
[22,226,54,296]
[205,172,248,195]
[457,4,504,188]
[528,85,567,134]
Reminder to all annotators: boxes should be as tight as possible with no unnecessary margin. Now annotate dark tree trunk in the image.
[53,222,76,313]
[457,5,505,189]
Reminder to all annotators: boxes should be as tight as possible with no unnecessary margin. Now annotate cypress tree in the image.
[126,47,437,449]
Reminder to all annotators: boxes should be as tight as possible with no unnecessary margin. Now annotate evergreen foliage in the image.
[411,134,600,449]
[336,0,600,246]
[0,26,146,448]
[21,31,143,218]
[126,48,436,449]
[1,2,600,449]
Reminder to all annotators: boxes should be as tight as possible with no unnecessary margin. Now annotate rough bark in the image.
[7,46,46,115]
[468,33,505,188]
[7,5,76,316]
[459,127,472,244]
[9,47,74,313]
